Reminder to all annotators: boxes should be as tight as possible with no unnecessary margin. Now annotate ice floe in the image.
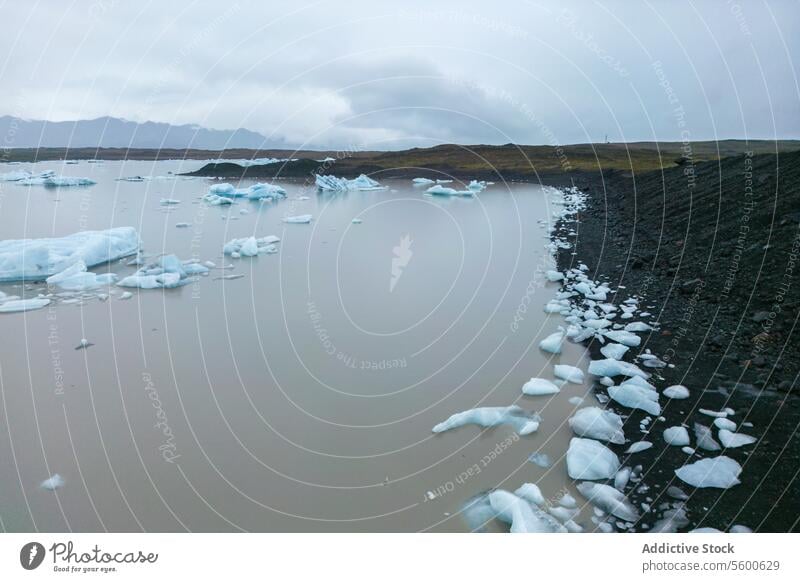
[663,426,690,446]
[0,227,140,282]
[432,405,540,435]
[118,255,208,289]
[283,214,313,224]
[600,343,629,360]
[40,473,64,490]
[624,441,653,454]
[316,174,385,191]
[521,377,560,396]
[425,185,472,197]
[674,456,742,489]
[487,490,567,533]
[46,260,117,291]
[0,298,51,313]
[607,377,661,415]
[554,364,585,384]
[568,407,625,444]
[663,385,690,399]
[577,482,639,522]
[588,358,649,379]
[718,429,756,448]
[566,437,620,480]
[223,235,280,257]
[693,423,721,451]
[539,330,565,354]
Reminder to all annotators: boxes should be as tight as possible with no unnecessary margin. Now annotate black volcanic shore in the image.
[556,151,800,532]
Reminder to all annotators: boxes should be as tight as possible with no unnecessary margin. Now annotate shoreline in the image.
[553,151,799,532]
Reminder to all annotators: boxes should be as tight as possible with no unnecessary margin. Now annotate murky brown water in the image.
[0,160,590,531]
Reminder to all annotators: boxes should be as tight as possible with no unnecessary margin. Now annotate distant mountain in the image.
[0,116,279,149]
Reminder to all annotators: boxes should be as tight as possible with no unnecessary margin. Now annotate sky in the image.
[1,0,798,149]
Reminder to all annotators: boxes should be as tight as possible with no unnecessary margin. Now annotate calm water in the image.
[0,160,590,532]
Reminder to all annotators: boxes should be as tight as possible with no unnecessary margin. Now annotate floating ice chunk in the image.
[614,467,631,491]
[244,183,287,200]
[699,408,731,418]
[488,490,567,533]
[43,176,96,187]
[528,452,551,468]
[412,177,435,185]
[624,322,651,332]
[117,254,196,289]
[45,260,117,291]
[666,485,689,500]
[0,227,141,282]
[41,473,64,490]
[576,482,639,522]
[514,483,546,506]
[223,236,279,257]
[566,438,620,480]
[568,396,584,405]
[730,524,753,533]
[663,426,690,446]
[0,298,51,313]
[690,527,723,533]
[544,299,569,313]
[608,379,660,415]
[600,343,629,360]
[714,417,737,431]
[718,429,756,448]
[650,507,690,533]
[160,198,180,205]
[316,174,384,191]
[522,377,560,396]
[467,180,487,192]
[432,405,540,435]
[694,423,721,451]
[118,291,133,300]
[682,446,695,455]
[283,214,313,224]
[588,358,649,379]
[351,218,363,224]
[554,365,584,384]
[0,170,38,181]
[675,456,742,489]
[559,493,578,508]
[539,330,565,354]
[603,330,641,347]
[545,270,564,282]
[568,407,625,444]
[209,183,236,196]
[203,193,234,205]
[663,385,690,399]
[625,441,653,454]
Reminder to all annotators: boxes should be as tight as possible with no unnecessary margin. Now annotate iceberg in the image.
[694,423,721,451]
[539,330,565,354]
[663,384,690,399]
[588,358,649,379]
[0,227,140,282]
[608,379,661,415]
[412,177,435,185]
[545,270,564,282]
[467,180,487,192]
[40,473,65,490]
[663,426,690,446]
[118,254,205,289]
[568,407,625,444]
[602,330,642,347]
[624,441,653,454]
[674,456,742,489]
[488,490,567,533]
[514,483,546,506]
[566,437,620,480]
[527,453,551,468]
[223,236,280,257]
[522,377,560,396]
[425,185,472,197]
[9,170,55,184]
[554,364,585,384]
[600,343,629,360]
[714,417,737,431]
[0,298,51,313]
[283,214,312,224]
[718,429,756,448]
[576,482,639,522]
[432,405,540,435]
[624,322,651,332]
[203,193,234,205]
[315,174,385,191]
[45,260,117,291]
[42,176,96,187]
[207,182,286,200]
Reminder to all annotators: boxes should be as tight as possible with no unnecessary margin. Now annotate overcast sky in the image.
[1,0,798,149]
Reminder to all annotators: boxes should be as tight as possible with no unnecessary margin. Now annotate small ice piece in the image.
[0,298,51,313]
[714,417,737,431]
[588,358,649,379]
[663,385,690,399]
[624,322,651,332]
[718,429,756,448]
[691,527,723,533]
[41,176,96,187]
[558,493,578,508]
[351,218,363,224]
[203,193,234,205]
[488,490,567,533]
[467,180,487,192]
[528,452,551,468]
[699,408,730,418]
[46,260,117,291]
[432,405,540,435]
[674,456,742,489]
[730,525,753,533]
[625,441,653,454]
[666,486,689,500]
[514,483,546,506]
[608,379,661,415]
[554,364,585,384]
[223,236,278,257]
[568,396,584,405]
[663,426,690,446]
[283,214,313,224]
[119,292,133,300]
[566,438,620,480]
[160,198,180,205]
[539,330,565,354]
[600,343,629,360]
[576,482,639,522]
[522,377,560,396]
[74,338,93,350]
[650,507,690,533]
[568,407,625,444]
[682,446,695,455]
[175,222,190,228]
[614,467,631,491]
[0,227,141,282]
[41,473,64,490]
[603,330,642,347]
[694,423,721,451]
[545,270,564,282]
[412,177,435,185]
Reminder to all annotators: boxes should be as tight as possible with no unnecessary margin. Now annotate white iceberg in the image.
[40,473,65,490]
[624,441,653,454]
[568,407,625,444]
[663,426,690,446]
[602,330,642,347]
[600,343,629,360]
[718,429,756,448]
[514,483,546,506]
[554,364,585,384]
[425,185,472,197]
[694,423,721,451]
[539,330,565,354]
[46,260,117,291]
[488,490,567,533]
[674,456,742,489]
[432,405,540,435]
[118,254,205,289]
[223,236,280,257]
[545,270,564,282]
[576,482,639,522]
[283,214,312,224]
[663,385,690,399]
[714,418,737,431]
[207,182,286,200]
[608,378,661,415]
[0,298,51,313]
[588,358,649,379]
[316,174,385,191]
[0,227,140,282]
[412,177,435,185]
[566,437,620,480]
[522,377,560,396]
[624,322,651,332]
